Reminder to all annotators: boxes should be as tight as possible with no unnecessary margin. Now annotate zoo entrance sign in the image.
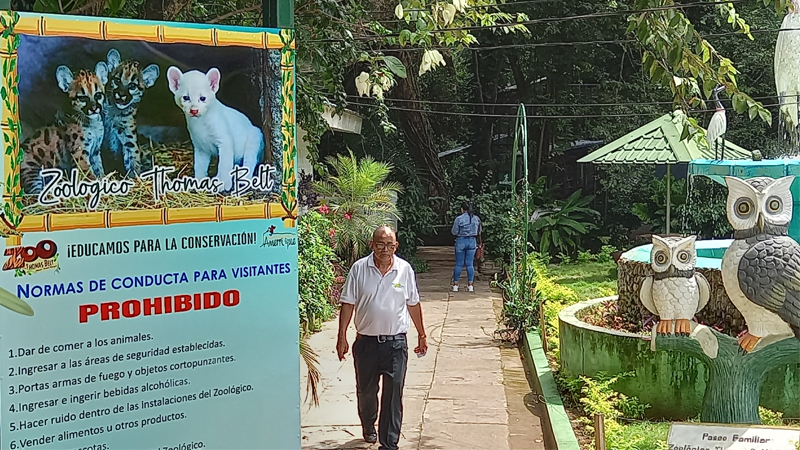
[0,11,300,450]
[668,423,800,450]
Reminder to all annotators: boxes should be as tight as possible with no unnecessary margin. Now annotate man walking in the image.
[337,225,427,450]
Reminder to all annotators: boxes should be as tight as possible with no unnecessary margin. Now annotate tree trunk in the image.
[507,53,531,101]
[396,52,449,216]
[471,53,506,177]
[472,52,494,164]
[655,328,800,424]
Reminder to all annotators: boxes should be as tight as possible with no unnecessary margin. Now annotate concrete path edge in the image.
[523,330,581,450]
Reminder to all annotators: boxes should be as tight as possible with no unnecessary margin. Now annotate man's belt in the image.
[358,333,406,343]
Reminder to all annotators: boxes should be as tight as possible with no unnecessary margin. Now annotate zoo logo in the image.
[3,240,59,277]
[261,225,296,249]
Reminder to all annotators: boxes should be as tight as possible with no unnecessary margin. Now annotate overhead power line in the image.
[346,94,674,107]
[345,95,781,108]
[308,0,748,43]
[367,0,561,14]
[358,26,800,53]
[343,100,781,118]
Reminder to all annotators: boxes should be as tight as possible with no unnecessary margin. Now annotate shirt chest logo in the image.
[392,282,403,289]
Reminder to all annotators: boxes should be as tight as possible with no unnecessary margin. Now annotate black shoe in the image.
[363,432,378,444]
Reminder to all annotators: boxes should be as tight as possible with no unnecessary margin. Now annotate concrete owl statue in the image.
[722,175,800,352]
[640,235,711,335]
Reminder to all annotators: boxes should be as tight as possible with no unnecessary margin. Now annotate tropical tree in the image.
[313,151,402,265]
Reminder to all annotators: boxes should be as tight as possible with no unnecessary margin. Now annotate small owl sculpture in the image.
[640,235,710,335]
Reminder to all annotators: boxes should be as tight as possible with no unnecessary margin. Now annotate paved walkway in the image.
[300,247,547,450]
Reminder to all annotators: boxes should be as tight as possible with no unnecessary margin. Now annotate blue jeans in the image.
[453,236,477,283]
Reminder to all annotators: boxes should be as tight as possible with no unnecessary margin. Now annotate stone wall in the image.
[616,257,746,335]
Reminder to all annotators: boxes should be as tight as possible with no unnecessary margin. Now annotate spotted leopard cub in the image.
[21,62,109,195]
[101,49,160,177]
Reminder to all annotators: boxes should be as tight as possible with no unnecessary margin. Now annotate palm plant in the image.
[529,189,600,256]
[313,151,402,266]
[300,334,322,407]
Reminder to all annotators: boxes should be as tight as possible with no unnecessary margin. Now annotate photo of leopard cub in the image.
[20,62,109,195]
[101,48,160,178]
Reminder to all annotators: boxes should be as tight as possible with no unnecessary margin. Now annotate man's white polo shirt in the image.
[340,253,420,336]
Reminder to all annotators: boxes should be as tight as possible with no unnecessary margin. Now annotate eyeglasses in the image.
[373,243,396,250]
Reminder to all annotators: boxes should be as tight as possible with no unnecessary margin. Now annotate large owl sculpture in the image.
[722,176,800,353]
[640,235,710,335]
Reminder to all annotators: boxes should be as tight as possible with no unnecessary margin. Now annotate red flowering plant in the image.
[312,151,401,266]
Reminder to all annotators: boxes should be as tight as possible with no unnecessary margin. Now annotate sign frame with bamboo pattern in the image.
[0,11,297,243]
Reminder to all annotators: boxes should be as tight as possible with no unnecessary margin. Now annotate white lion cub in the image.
[166,66,264,191]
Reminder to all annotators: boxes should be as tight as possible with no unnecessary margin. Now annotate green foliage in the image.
[600,165,661,246]
[313,151,402,266]
[570,372,663,450]
[577,246,617,264]
[450,176,556,262]
[407,255,430,273]
[496,252,543,342]
[529,189,600,257]
[605,168,731,240]
[496,252,615,351]
[628,0,777,141]
[759,407,786,427]
[297,212,339,334]
[610,422,670,450]
[300,335,322,406]
[757,406,800,428]
[682,176,733,239]
[444,154,480,196]
[631,174,686,235]
[26,0,532,166]
[394,155,436,258]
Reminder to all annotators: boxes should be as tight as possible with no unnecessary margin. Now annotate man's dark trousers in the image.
[353,333,409,450]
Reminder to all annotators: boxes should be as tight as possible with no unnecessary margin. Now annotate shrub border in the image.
[523,328,581,450]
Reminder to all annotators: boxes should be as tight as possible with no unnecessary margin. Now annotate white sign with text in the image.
[668,423,800,450]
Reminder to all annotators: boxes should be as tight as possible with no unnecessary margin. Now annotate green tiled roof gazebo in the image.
[577,112,754,233]
[577,113,752,165]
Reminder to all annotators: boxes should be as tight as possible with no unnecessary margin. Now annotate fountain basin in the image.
[620,238,731,270]
[559,298,800,419]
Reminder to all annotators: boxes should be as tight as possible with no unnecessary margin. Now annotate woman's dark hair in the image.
[461,201,474,222]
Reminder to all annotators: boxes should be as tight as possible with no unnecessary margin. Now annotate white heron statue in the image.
[706,85,727,160]
[775,0,800,141]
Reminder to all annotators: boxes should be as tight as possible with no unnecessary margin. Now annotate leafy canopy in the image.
[629,0,788,139]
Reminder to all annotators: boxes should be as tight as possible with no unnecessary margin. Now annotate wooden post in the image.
[594,413,606,450]
[666,163,671,235]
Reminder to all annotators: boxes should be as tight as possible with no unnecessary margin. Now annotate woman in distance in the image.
[451,201,482,292]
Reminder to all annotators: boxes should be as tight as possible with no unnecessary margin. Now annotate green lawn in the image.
[537,259,617,360]
[547,261,617,301]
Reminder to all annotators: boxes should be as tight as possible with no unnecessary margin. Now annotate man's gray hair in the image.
[372,225,397,241]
